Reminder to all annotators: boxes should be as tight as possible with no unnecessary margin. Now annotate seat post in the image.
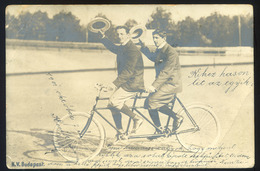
[125,93,140,134]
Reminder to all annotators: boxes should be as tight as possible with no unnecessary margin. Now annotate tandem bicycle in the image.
[52,83,220,163]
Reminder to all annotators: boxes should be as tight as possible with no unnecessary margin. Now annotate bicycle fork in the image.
[176,97,200,133]
[79,95,100,138]
[79,111,94,138]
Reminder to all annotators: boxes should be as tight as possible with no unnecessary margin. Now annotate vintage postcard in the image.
[6,4,254,168]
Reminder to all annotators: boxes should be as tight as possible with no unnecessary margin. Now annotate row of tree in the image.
[6,11,86,42]
[145,7,253,47]
[6,7,253,47]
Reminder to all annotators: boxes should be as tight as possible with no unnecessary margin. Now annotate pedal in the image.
[107,134,128,147]
[107,140,119,147]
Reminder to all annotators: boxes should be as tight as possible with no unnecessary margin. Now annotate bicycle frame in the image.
[51,86,219,163]
[79,87,200,139]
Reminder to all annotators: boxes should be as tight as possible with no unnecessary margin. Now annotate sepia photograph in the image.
[5,4,254,168]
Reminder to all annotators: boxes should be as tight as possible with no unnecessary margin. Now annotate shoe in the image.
[116,129,128,140]
[107,129,127,146]
[117,129,124,135]
[154,126,164,134]
[147,126,163,140]
[131,116,143,134]
[172,115,184,132]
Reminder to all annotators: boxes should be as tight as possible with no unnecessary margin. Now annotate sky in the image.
[6,4,253,26]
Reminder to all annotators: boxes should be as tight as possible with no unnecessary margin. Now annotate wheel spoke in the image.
[55,137,75,145]
[81,137,100,147]
[71,140,80,162]
[56,139,77,150]
[56,130,79,138]
[83,134,100,139]
[54,131,80,141]
[199,118,216,130]
[77,139,96,152]
[194,110,210,125]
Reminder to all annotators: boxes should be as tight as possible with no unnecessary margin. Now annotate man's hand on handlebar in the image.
[107,83,118,91]
[145,85,157,93]
[95,83,117,92]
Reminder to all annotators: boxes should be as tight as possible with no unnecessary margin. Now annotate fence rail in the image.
[6,62,253,77]
[6,39,253,56]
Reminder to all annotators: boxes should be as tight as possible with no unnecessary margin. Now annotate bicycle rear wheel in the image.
[53,112,105,163]
[176,104,220,153]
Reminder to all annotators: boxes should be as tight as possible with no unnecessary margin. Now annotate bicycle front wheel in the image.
[176,104,220,153]
[53,112,105,163]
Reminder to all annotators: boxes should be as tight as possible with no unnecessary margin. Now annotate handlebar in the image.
[94,83,150,101]
[95,83,148,93]
[95,83,113,92]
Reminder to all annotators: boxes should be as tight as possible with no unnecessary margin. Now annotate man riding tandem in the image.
[99,26,183,139]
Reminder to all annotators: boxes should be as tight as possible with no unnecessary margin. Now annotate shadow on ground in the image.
[7,128,191,163]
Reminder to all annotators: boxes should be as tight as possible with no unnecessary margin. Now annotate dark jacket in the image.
[141,43,182,93]
[101,38,145,92]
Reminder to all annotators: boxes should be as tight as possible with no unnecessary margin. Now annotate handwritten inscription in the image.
[43,143,252,168]
[188,66,253,93]
[46,73,74,119]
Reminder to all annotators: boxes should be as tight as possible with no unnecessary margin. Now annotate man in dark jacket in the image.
[99,26,144,135]
[139,29,183,133]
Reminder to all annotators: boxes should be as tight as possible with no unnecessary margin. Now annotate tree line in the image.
[6,7,253,47]
[6,11,86,42]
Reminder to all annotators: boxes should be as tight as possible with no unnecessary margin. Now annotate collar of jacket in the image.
[121,39,131,46]
[155,43,169,63]
[121,39,134,48]
[157,41,167,49]
[158,43,169,53]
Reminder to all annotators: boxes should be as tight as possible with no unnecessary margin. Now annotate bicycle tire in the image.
[175,104,220,153]
[53,112,105,163]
